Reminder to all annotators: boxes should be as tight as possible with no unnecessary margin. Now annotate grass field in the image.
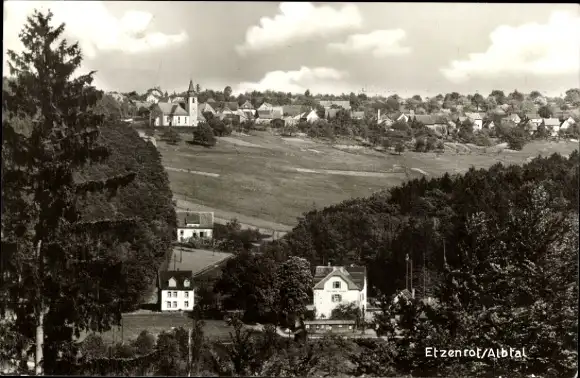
[80,313,234,345]
[156,130,578,227]
[165,247,233,275]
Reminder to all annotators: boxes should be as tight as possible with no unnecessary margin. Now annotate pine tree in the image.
[1,10,137,374]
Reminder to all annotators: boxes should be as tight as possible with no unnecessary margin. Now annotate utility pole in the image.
[405,254,409,291]
[187,327,192,376]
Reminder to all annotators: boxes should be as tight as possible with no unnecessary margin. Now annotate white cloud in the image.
[235,66,349,94]
[3,1,188,61]
[441,11,580,83]
[236,2,362,54]
[327,29,412,57]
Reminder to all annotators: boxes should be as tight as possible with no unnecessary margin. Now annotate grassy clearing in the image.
[166,247,233,275]
[157,131,577,226]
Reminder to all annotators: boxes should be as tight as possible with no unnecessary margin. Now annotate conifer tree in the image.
[2,9,136,374]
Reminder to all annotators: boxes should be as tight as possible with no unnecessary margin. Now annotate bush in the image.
[193,122,217,147]
[425,137,438,151]
[414,137,426,152]
[80,334,108,360]
[111,342,137,358]
[502,127,529,150]
[473,134,492,147]
[395,142,405,155]
[132,330,156,356]
[161,127,181,145]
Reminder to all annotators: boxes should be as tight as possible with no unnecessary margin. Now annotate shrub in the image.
[193,122,217,147]
[415,137,426,152]
[395,142,405,155]
[132,330,156,356]
[81,334,108,360]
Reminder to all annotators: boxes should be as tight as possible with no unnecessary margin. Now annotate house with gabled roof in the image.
[240,100,253,110]
[158,270,194,312]
[311,264,367,319]
[177,211,214,241]
[465,112,484,130]
[258,102,274,111]
[543,118,563,136]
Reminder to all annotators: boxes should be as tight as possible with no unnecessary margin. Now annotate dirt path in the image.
[165,166,220,177]
[174,195,293,235]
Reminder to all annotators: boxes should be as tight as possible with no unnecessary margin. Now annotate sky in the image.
[3,1,579,98]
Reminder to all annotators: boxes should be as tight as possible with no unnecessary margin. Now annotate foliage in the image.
[395,142,405,155]
[80,334,108,360]
[330,302,360,320]
[131,330,155,356]
[1,10,141,373]
[275,257,314,322]
[161,127,181,145]
[193,122,217,147]
[501,126,529,150]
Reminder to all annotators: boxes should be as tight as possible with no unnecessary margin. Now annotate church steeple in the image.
[187,80,195,96]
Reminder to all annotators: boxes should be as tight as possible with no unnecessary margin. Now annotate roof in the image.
[283,105,305,117]
[155,102,188,116]
[199,102,216,114]
[465,112,483,120]
[187,80,195,94]
[257,109,282,119]
[305,319,356,325]
[318,100,351,110]
[413,115,437,125]
[313,265,366,290]
[177,211,214,228]
[224,101,239,111]
[525,113,540,119]
[543,118,561,127]
[240,100,253,109]
[352,111,365,119]
[159,270,193,290]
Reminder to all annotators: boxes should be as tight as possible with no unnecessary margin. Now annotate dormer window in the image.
[184,279,190,287]
[168,277,176,287]
[333,281,341,289]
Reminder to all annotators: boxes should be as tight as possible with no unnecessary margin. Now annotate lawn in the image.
[80,313,234,345]
[164,247,233,276]
[156,130,577,227]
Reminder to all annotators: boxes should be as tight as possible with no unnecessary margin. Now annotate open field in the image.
[156,131,578,227]
[79,314,234,345]
[166,247,233,275]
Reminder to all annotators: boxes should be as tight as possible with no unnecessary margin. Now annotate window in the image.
[166,301,171,308]
[168,278,176,287]
[173,301,177,308]
[348,325,353,330]
[184,291,189,298]
[199,231,205,238]
[184,280,190,288]
[168,292,172,298]
[177,116,180,125]
[184,301,189,307]
[173,291,177,297]
[180,230,184,235]
[333,281,341,289]
[331,294,342,303]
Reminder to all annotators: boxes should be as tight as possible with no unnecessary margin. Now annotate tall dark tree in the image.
[1,10,136,374]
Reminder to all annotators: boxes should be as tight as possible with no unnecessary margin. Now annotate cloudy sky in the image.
[3,1,579,97]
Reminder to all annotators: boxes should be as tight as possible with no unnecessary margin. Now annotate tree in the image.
[415,137,426,152]
[214,252,278,322]
[489,89,507,105]
[502,126,529,150]
[538,104,554,118]
[275,257,313,326]
[508,89,524,102]
[224,86,232,101]
[2,10,137,374]
[193,122,216,147]
[564,88,580,107]
[132,330,156,356]
[395,142,405,155]
[155,331,182,376]
[80,334,107,360]
[330,303,360,320]
[161,127,181,145]
[304,89,311,97]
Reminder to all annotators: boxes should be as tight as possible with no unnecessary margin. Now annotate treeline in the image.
[269,151,579,298]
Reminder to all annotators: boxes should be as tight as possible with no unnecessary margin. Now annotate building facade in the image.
[158,270,194,311]
[312,265,367,319]
[176,211,214,241]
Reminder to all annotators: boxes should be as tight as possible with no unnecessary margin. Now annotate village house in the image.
[351,111,365,120]
[523,113,542,126]
[311,264,367,320]
[176,211,214,241]
[240,100,255,119]
[543,118,563,136]
[150,80,199,127]
[507,113,521,124]
[306,109,321,123]
[158,270,194,312]
[146,92,160,103]
[465,112,484,130]
[560,116,577,131]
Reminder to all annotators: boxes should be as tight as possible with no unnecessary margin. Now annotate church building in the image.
[150,80,199,127]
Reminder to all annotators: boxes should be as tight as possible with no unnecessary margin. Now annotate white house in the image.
[151,80,198,127]
[177,211,214,241]
[543,118,562,136]
[312,265,367,319]
[146,93,161,104]
[306,109,320,123]
[158,270,194,312]
[465,112,484,130]
[257,102,274,111]
[561,116,576,131]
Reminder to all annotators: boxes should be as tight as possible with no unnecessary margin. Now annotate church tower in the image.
[186,79,198,127]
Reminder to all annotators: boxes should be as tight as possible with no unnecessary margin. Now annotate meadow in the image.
[156,129,578,228]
